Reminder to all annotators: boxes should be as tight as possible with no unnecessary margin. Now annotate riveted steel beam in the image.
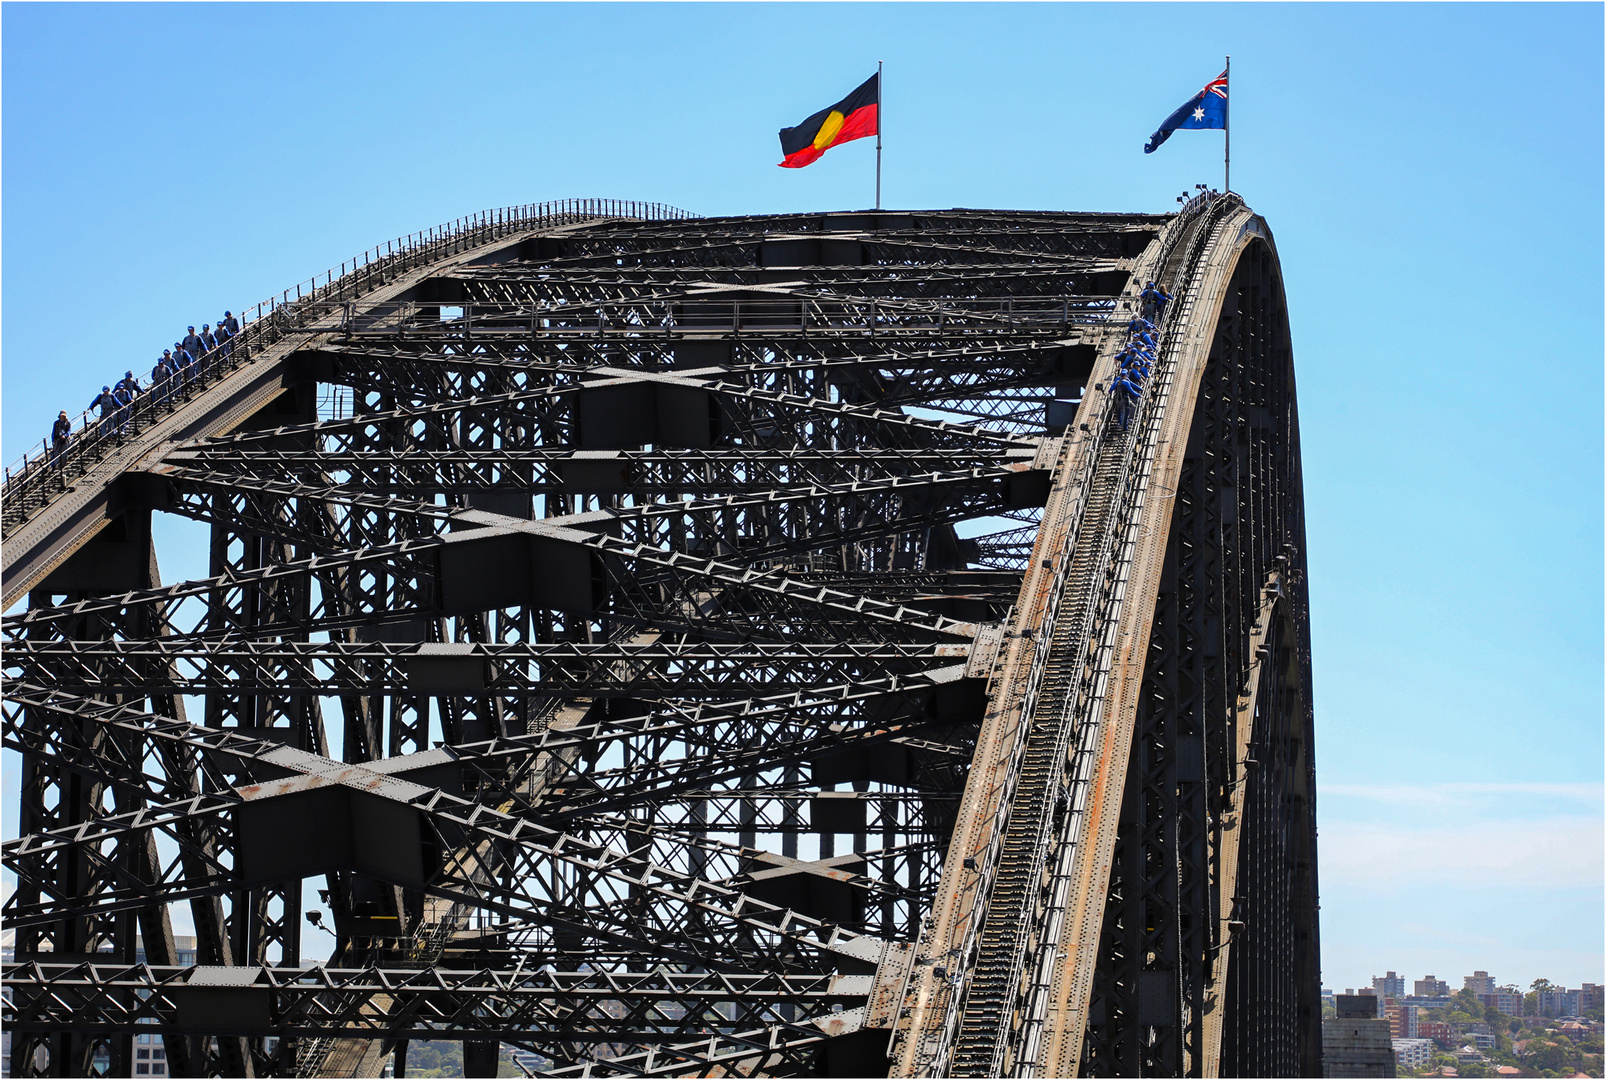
[3,201,1315,1079]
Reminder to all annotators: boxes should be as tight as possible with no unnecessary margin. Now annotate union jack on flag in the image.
[1145,69,1228,154]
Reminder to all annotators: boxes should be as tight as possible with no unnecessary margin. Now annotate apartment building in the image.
[1476,989,1524,1016]
[1414,975,1449,998]
[1538,987,1582,1018]
[1392,1038,1436,1071]
[1372,971,1406,999]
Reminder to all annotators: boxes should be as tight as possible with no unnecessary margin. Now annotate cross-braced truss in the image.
[2,200,1320,1078]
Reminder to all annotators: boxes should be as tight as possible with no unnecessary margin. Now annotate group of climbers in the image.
[54,313,241,466]
[150,315,242,405]
[1107,280,1171,433]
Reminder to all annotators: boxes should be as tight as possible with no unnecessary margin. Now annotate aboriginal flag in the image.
[777,73,879,169]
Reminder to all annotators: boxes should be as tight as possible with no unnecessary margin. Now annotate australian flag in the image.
[1144,70,1227,154]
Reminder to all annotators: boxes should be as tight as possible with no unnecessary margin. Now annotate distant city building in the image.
[1373,971,1406,999]
[1476,989,1523,1016]
[1418,1019,1452,1046]
[1385,1002,1433,1038]
[1415,975,1450,998]
[1324,995,1398,1077]
[133,1032,170,1077]
[1392,1038,1436,1071]
[1463,970,1495,996]
[1538,987,1581,1018]
[1580,983,1604,1012]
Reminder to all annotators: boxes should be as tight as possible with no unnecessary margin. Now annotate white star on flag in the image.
[1192,106,1206,121]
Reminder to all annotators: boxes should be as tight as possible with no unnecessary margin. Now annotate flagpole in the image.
[876,60,884,210]
[1224,55,1231,193]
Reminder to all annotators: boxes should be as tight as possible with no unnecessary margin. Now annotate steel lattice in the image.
[2,199,1319,1078]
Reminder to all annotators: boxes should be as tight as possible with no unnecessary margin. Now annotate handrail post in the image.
[5,196,698,505]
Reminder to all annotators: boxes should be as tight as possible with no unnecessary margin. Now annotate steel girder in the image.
[2,202,1317,1078]
[887,199,1320,1079]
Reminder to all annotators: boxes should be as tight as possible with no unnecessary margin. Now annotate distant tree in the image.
[404,1040,464,1078]
[1530,978,1554,994]
[1450,989,1484,1022]
[1524,1036,1584,1073]
[1458,1062,1491,1078]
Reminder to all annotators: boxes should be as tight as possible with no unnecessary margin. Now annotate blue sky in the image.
[3,2,1601,992]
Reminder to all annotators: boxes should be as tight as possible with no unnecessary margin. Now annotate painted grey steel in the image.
[2,199,1318,1078]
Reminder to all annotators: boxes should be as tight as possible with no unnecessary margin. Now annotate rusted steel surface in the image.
[1036,200,1257,1078]
[1199,567,1286,1077]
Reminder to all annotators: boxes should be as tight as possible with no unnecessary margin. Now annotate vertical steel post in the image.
[876,60,884,210]
[1224,55,1231,193]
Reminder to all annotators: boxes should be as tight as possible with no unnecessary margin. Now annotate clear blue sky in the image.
[3,2,1601,992]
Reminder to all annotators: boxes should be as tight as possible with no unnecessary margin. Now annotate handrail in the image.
[887,190,1237,1076]
[1,199,694,534]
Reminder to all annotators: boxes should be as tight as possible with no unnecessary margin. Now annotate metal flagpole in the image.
[1224,55,1231,193]
[876,60,883,210]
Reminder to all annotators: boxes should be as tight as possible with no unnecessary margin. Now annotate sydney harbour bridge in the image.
[1,195,1320,1077]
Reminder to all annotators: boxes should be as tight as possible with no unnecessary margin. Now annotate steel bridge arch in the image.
[2,196,1318,1078]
